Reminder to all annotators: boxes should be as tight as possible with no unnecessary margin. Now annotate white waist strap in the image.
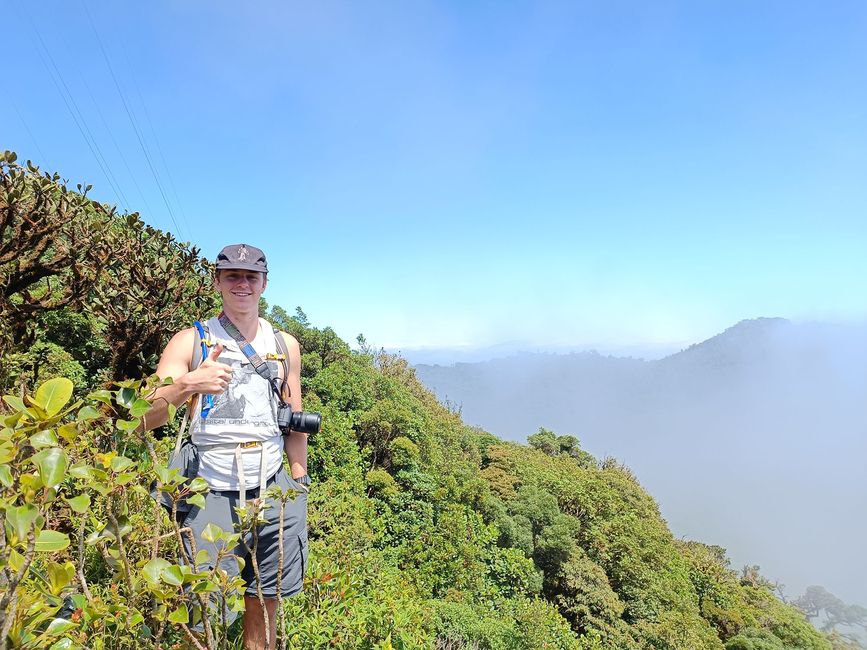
[197,439,276,504]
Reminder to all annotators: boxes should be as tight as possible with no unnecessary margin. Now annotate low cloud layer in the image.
[415,318,867,606]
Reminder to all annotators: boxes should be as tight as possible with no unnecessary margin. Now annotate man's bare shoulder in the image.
[157,327,198,378]
[167,327,198,351]
[277,331,301,353]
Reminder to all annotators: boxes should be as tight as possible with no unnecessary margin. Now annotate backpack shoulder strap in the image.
[191,327,203,370]
[190,321,209,370]
[273,330,291,399]
[174,322,209,455]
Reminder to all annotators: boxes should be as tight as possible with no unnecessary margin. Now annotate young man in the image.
[143,243,308,650]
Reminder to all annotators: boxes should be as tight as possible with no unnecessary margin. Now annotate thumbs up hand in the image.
[188,343,233,395]
[206,343,224,364]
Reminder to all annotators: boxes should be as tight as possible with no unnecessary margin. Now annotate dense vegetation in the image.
[0,151,857,649]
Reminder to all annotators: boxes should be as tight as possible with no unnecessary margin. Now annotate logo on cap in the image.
[216,243,268,272]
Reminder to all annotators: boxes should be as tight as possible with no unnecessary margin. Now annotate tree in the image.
[796,586,867,638]
[0,152,115,352]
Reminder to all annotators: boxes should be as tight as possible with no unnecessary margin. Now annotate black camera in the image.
[277,404,321,435]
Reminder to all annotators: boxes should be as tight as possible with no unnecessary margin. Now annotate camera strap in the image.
[218,312,286,406]
[214,313,289,504]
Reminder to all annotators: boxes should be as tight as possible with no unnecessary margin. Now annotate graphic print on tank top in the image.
[207,355,280,426]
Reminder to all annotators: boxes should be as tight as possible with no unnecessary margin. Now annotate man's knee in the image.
[244,594,278,616]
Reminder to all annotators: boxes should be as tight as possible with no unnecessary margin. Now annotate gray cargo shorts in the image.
[182,466,308,617]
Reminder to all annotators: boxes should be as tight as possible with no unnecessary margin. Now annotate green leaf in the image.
[194,550,210,566]
[85,529,110,546]
[56,424,78,442]
[115,418,140,432]
[48,638,76,650]
[168,604,189,624]
[201,523,223,543]
[153,465,171,485]
[24,397,48,419]
[67,464,93,480]
[0,465,12,488]
[30,429,59,449]
[110,456,135,473]
[2,411,23,427]
[2,395,27,412]
[45,618,76,635]
[77,406,100,420]
[142,558,170,584]
[115,472,137,485]
[46,561,75,595]
[8,548,25,573]
[6,504,39,542]
[191,579,218,593]
[32,448,68,488]
[188,477,209,493]
[129,399,152,417]
[35,530,70,552]
[0,442,15,464]
[161,565,184,586]
[88,390,113,405]
[187,494,206,509]
[65,495,91,513]
[19,472,44,492]
[34,378,74,417]
[115,388,136,409]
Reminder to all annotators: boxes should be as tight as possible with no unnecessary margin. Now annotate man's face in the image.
[215,270,267,309]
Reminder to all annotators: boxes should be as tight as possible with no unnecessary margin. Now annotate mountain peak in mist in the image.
[659,317,791,370]
[677,316,790,354]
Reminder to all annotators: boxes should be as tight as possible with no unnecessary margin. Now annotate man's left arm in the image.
[280,332,307,480]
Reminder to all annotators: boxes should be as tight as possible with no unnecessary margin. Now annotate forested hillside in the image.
[0,151,854,649]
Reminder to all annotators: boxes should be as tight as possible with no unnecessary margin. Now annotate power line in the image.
[9,97,53,170]
[130,73,194,243]
[81,0,190,241]
[14,2,131,212]
[74,62,159,222]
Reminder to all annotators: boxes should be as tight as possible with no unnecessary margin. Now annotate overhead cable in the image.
[81,0,190,241]
[73,56,159,222]
[10,97,53,170]
[16,2,131,212]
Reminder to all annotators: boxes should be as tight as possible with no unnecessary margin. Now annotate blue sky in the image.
[5,1,867,356]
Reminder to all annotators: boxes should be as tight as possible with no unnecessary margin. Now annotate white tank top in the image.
[190,317,283,490]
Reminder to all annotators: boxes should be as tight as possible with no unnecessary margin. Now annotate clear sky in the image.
[5,1,866,356]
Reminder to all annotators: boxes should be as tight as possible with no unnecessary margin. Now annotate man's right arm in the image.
[140,328,231,431]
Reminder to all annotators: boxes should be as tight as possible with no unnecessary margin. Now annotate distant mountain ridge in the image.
[413,318,867,608]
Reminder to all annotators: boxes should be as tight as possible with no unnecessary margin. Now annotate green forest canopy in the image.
[1,151,862,649]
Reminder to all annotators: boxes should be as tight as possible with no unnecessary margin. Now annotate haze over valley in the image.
[414,318,867,609]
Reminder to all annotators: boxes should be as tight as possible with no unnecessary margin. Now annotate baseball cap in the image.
[215,244,268,273]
